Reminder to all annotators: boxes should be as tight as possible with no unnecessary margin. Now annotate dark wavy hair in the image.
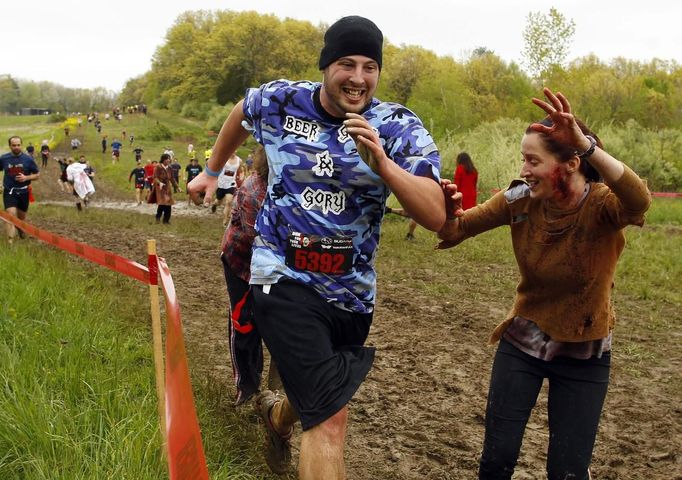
[456,151,476,173]
[526,117,603,182]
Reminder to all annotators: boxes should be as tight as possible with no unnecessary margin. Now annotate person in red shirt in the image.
[143,160,157,201]
[453,152,478,210]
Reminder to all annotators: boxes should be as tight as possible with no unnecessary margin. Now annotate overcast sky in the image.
[4,0,680,92]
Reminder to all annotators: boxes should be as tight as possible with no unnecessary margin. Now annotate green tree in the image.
[118,74,149,108]
[463,52,535,123]
[17,81,41,109]
[472,47,495,57]
[381,45,437,105]
[408,56,474,138]
[0,74,20,113]
[120,8,682,137]
[522,7,575,83]
[150,11,210,110]
[144,10,322,111]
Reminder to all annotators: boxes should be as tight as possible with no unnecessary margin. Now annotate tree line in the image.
[2,9,680,189]
[115,9,682,141]
[0,74,115,115]
[4,9,681,138]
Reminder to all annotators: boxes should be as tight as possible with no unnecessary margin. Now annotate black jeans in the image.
[479,339,610,480]
[221,256,263,404]
[155,205,171,223]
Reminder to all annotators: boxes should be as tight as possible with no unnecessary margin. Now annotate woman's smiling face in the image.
[520,132,572,204]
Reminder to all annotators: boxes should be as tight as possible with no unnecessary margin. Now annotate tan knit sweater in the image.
[439,165,651,342]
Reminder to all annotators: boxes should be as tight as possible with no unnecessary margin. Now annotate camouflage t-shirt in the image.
[244,79,440,313]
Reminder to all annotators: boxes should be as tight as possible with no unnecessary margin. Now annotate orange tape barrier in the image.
[651,191,682,197]
[158,256,210,480]
[0,211,210,480]
[0,210,150,284]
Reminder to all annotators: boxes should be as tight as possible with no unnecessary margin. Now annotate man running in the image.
[133,146,144,162]
[39,140,50,168]
[184,158,202,206]
[66,155,95,211]
[1,136,40,243]
[188,16,445,479]
[129,160,146,205]
[169,156,182,193]
[111,138,122,163]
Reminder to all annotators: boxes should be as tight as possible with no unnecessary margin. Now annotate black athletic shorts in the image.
[252,280,374,430]
[3,189,29,212]
[216,187,236,200]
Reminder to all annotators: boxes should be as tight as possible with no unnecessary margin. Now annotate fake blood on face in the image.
[550,166,570,202]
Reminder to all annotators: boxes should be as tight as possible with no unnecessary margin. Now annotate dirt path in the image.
[28,144,680,479]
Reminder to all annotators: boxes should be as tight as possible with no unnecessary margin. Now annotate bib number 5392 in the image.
[286,232,353,275]
[294,250,346,273]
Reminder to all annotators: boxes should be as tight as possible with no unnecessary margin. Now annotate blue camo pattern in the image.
[244,79,440,313]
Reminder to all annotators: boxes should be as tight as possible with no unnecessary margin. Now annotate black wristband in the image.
[576,135,597,160]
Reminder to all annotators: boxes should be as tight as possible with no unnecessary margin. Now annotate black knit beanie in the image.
[318,16,383,70]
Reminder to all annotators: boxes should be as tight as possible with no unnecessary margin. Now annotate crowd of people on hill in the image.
[12,99,249,225]
[1,15,654,480]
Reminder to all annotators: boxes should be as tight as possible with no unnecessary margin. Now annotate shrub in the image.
[180,101,215,121]
[600,120,682,191]
[205,104,233,133]
[437,118,682,195]
[143,121,173,141]
[438,118,527,199]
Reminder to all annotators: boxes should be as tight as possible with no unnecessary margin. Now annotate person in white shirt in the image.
[211,154,244,225]
[66,156,95,211]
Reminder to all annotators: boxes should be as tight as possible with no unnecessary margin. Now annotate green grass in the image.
[643,196,682,225]
[613,198,682,321]
[0,242,164,479]
[0,236,264,479]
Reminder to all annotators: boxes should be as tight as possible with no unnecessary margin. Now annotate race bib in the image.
[285,232,353,274]
[8,165,24,176]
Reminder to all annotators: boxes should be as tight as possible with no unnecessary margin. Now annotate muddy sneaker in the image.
[211,204,217,213]
[257,390,292,475]
[405,232,415,241]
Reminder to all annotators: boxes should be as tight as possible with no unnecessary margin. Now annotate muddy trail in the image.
[26,141,681,479]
